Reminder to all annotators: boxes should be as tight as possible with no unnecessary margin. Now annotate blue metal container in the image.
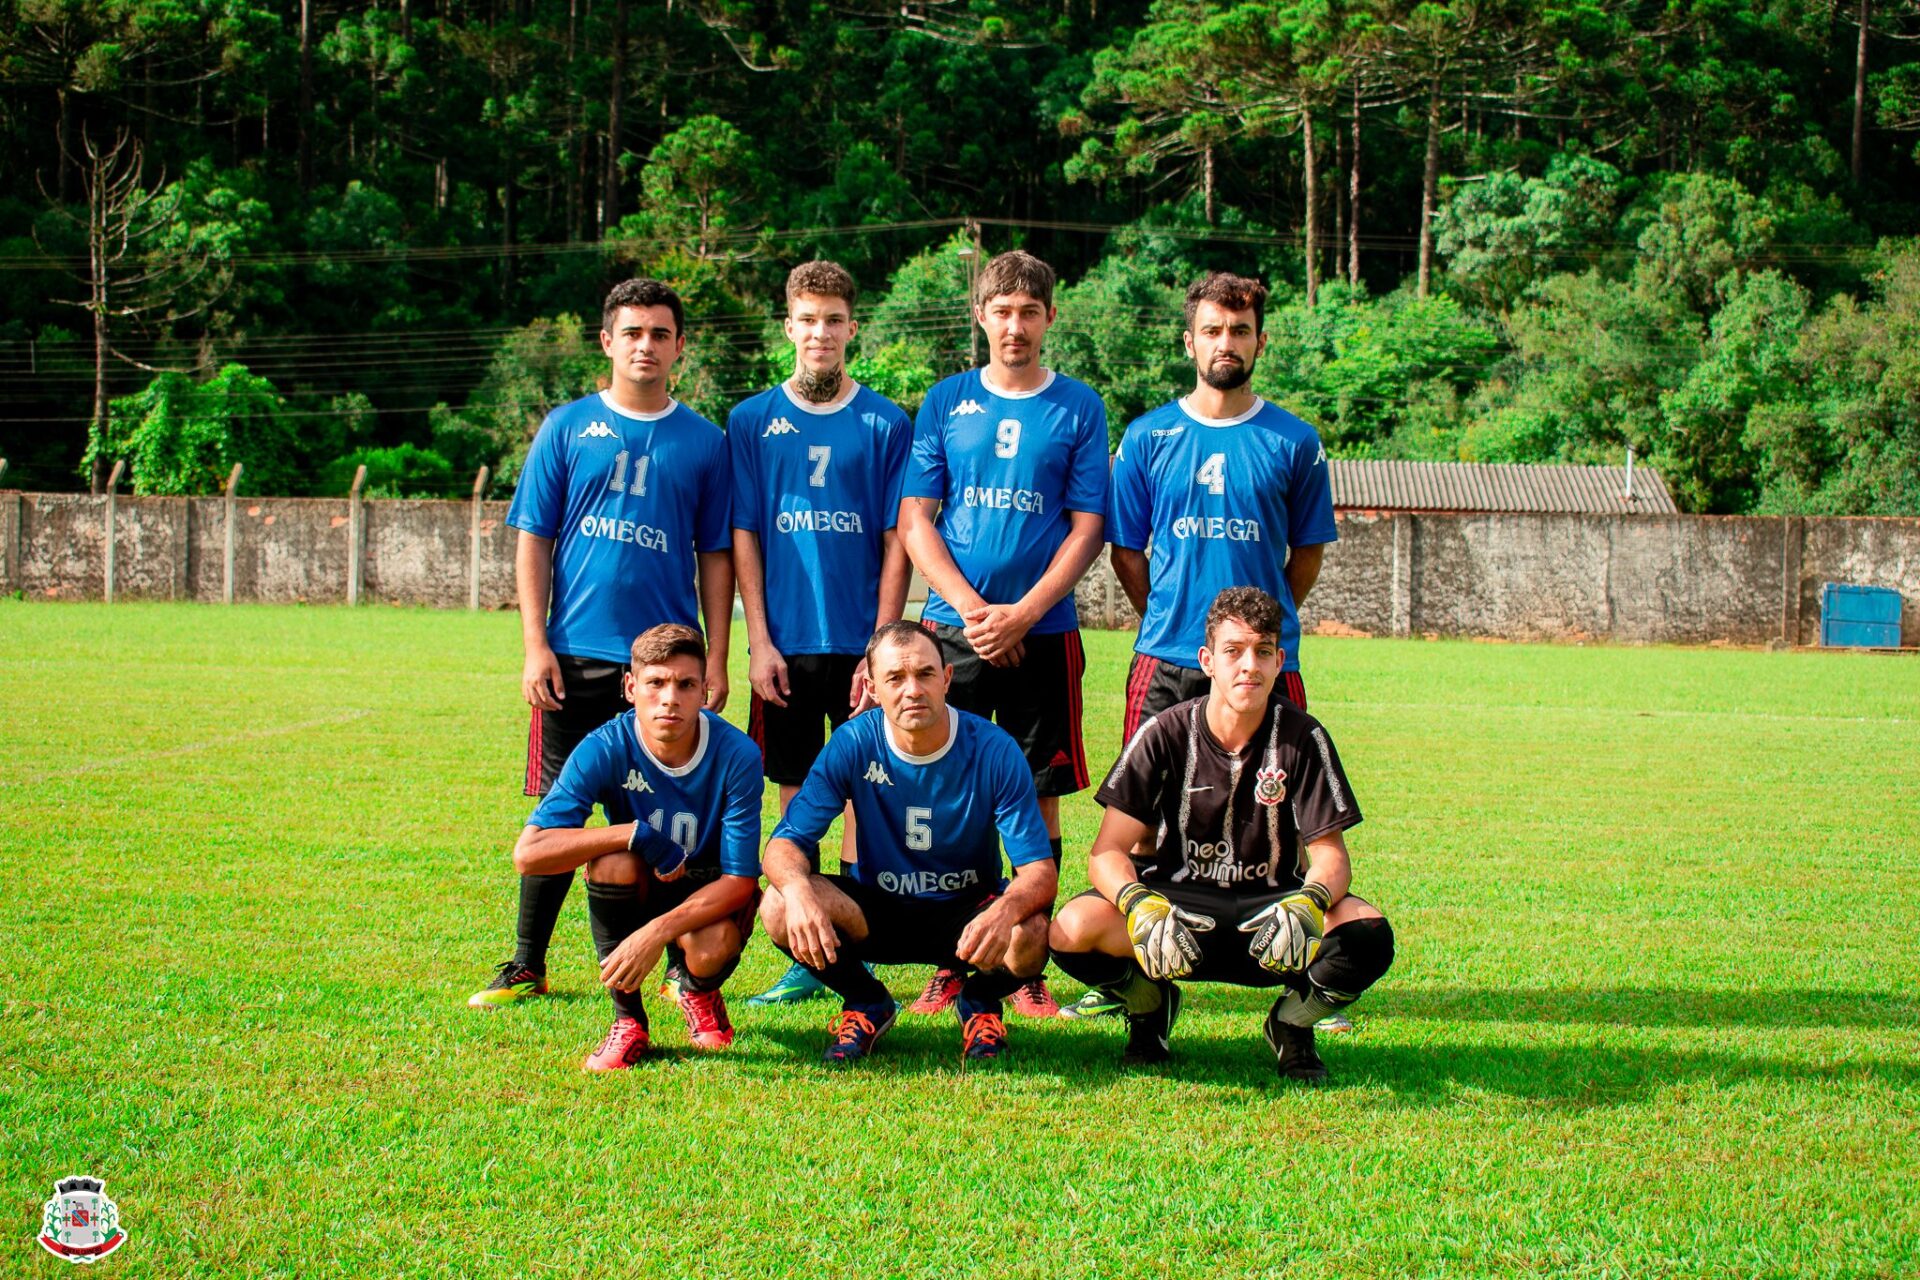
[1820,582,1903,648]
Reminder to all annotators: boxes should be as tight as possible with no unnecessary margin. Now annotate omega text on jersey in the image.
[577,514,671,550]
[1170,515,1263,542]
[961,485,1046,514]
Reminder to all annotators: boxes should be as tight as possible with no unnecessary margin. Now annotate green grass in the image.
[4,601,1918,1278]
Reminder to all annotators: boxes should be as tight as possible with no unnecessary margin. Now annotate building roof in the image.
[1329,459,1678,515]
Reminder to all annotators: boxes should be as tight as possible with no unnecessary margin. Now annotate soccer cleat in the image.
[1008,976,1061,1018]
[467,959,549,1009]
[582,1015,651,1071]
[821,1001,897,1066]
[960,1010,1010,1064]
[678,987,735,1050]
[909,967,966,1014]
[744,961,829,1006]
[1264,1004,1330,1083]
[1059,988,1125,1020]
[1122,980,1181,1065]
[1315,1011,1356,1035]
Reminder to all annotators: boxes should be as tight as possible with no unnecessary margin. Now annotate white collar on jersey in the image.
[597,389,679,422]
[1178,395,1266,428]
[979,367,1056,400]
[884,705,960,766]
[634,711,709,777]
[780,378,863,416]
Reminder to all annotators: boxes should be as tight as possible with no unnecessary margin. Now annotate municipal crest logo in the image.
[579,422,618,439]
[763,416,798,437]
[39,1176,125,1264]
[951,399,986,417]
[1254,765,1287,807]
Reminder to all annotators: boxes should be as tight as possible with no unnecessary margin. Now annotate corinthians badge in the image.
[1253,765,1287,807]
[39,1176,126,1264]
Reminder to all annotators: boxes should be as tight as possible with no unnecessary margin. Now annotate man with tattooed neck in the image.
[728,261,915,1006]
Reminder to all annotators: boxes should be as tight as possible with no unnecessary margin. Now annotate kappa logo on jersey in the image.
[579,422,618,439]
[763,417,799,437]
[950,399,987,417]
[1151,426,1186,438]
[1254,765,1287,807]
[623,769,653,794]
[862,761,893,786]
[1314,442,1327,465]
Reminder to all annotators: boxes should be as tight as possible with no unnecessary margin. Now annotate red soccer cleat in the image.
[582,1016,651,1071]
[909,967,965,1014]
[1008,976,1061,1018]
[678,987,735,1050]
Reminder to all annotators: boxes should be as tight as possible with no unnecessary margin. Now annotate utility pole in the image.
[959,217,983,370]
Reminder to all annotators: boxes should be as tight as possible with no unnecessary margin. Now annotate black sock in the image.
[681,953,740,994]
[781,938,890,1009]
[513,871,575,971]
[958,967,1023,1018]
[1049,947,1164,1014]
[586,881,648,1025]
[1048,837,1064,868]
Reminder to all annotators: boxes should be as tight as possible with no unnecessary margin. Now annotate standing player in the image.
[758,622,1058,1065]
[1048,588,1395,1081]
[511,625,764,1069]
[896,249,1109,1018]
[468,278,735,1010]
[1063,272,1340,1023]
[728,261,913,1007]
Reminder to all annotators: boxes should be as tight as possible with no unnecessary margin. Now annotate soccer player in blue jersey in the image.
[468,278,736,1010]
[758,621,1059,1065]
[729,261,913,1007]
[512,625,765,1070]
[896,250,1109,1019]
[1063,272,1342,1023]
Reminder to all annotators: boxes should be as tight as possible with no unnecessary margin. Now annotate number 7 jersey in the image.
[507,391,731,664]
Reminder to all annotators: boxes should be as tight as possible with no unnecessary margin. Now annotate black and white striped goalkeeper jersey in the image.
[1094,694,1362,893]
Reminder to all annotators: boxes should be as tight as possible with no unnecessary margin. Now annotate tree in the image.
[1435,152,1621,312]
[36,129,223,492]
[616,115,765,264]
[96,362,299,495]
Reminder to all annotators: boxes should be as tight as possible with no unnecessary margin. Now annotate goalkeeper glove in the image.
[1116,882,1216,980]
[1237,882,1332,974]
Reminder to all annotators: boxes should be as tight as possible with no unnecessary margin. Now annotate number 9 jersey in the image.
[771,706,1053,901]
[506,391,731,664]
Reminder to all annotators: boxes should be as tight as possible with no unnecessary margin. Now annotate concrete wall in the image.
[4,491,1916,647]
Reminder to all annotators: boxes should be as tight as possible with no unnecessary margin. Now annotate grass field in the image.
[4,600,1918,1278]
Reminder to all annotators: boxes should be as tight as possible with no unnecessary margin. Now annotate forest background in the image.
[3,0,1919,515]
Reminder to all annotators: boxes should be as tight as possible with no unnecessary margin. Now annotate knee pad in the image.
[1308,916,1395,1008]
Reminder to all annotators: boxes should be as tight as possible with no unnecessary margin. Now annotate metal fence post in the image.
[469,465,490,611]
[346,464,368,606]
[223,463,243,604]
[104,459,126,604]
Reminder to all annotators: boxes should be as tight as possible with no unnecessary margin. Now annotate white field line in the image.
[20,709,374,780]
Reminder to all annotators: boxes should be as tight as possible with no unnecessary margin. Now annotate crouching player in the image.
[1048,587,1394,1081]
[510,624,764,1070]
[759,621,1058,1065]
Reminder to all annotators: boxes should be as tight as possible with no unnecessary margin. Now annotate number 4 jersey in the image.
[527,708,765,881]
[1108,397,1337,673]
[772,706,1053,901]
[507,391,731,664]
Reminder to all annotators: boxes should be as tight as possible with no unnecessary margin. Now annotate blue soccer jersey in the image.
[772,707,1052,901]
[506,392,731,665]
[527,708,764,881]
[727,382,912,655]
[901,368,1110,634]
[1108,397,1338,672]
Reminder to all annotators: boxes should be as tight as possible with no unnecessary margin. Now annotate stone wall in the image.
[4,491,1916,647]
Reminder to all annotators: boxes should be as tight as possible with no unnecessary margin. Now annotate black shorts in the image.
[748,651,864,786]
[523,653,629,797]
[1071,882,1311,990]
[924,621,1089,796]
[644,872,761,943]
[827,874,1001,966]
[1122,655,1307,745]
